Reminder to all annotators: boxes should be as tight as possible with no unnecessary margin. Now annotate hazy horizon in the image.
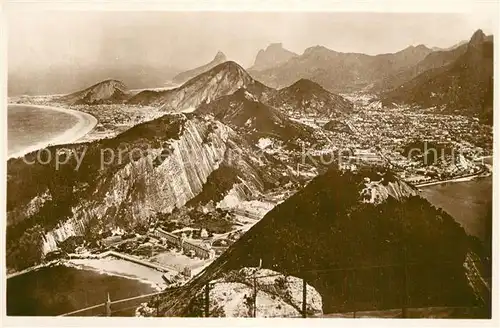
[9,11,496,73]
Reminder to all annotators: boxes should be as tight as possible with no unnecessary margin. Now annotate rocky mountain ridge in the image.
[128,61,274,112]
[381,29,494,124]
[249,43,298,71]
[250,44,433,93]
[172,51,228,84]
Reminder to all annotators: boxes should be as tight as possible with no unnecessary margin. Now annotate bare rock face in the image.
[41,116,232,254]
[359,177,418,205]
[187,267,323,318]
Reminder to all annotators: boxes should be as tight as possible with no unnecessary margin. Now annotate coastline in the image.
[414,170,491,189]
[64,257,166,291]
[7,256,167,292]
[7,103,98,160]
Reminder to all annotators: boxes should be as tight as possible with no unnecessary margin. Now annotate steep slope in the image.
[249,43,298,71]
[195,88,314,144]
[128,61,274,112]
[267,78,353,116]
[160,168,485,316]
[6,113,278,270]
[250,44,432,93]
[172,51,227,84]
[58,79,129,105]
[382,30,494,124]
[372,43,468,92]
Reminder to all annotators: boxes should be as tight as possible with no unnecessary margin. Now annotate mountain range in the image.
[381,30,494,123]
[6,29,493,317]
[249,44,433,93]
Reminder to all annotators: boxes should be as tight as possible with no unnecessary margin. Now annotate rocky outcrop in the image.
[359,177,418,204]
[187,267,322,317]
[40,116,233,254]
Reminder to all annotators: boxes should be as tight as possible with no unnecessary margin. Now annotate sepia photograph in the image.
[2,0,498,324]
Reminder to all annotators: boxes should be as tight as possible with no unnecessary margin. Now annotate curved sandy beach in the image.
[7,104,98,159]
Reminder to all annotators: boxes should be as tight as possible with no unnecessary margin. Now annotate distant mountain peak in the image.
[470,29,486,45]
[129,60,273,112]
[399,44,431,54]
[172,51,229,84]
[304,45,331,54]
[214,51,227,61]
[267,43,284,50]
[250,43,298,71]
[415,44,430,50]
[289,78,324,90]
[268,77,353,115]
[59,79,128,105]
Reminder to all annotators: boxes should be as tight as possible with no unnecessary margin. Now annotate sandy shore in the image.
[8,103,98,159]
[66,257,167,291]
[7,256,170,292]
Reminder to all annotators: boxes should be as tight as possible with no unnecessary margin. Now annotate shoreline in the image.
[64,258,166,291]
[7,103,98,160]
[413,171,491,189]
[7,256,167,292]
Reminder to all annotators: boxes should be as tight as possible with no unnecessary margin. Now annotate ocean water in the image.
[420,177,492,241]
[7,265,155,316]
[8,105,79,157]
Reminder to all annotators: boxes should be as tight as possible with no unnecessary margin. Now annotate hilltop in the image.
[128,61,274,112]
[58,79,129,105]
[267,78,353,116]
[196,88,314,145]
[158,167,485,316]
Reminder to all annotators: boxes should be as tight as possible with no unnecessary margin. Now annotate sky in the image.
[8,10,497,73]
